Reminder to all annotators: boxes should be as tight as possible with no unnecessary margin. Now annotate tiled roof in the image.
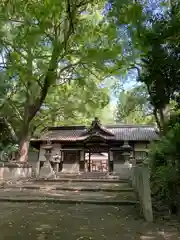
[83,117,115,136]
[33,124,158,142]
[109,125,157,141]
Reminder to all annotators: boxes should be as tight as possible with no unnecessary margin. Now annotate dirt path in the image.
[0,203,179,240]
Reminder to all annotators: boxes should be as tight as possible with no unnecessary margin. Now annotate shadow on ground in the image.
[0,203,179,239]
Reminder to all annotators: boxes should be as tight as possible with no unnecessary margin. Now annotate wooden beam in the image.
[60,148,82,151]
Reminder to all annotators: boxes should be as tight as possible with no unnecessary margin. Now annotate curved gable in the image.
[82,118,115,137]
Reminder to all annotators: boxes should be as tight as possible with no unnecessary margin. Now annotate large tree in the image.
[31,80,110,136]
[0,0,124,162]
[110,0,180,132]
[136,1,180,132]
[115,85,154,124]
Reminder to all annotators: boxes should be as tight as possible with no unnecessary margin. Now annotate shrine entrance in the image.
[85,152,109,172]
[84,142,110,173]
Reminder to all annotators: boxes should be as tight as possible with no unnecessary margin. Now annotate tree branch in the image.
[59,60,81,74]
[7,100,23,121]
[25,0,88,124]
[82,63,101,80]
[3,117,18,142]
[0,87,18,111]
[27,45,64,122]
[128,64,141,78]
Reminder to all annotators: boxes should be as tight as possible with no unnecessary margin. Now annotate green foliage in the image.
[138,37,180,131]
[149,122,180,212]
[0,118,11,147]
[110,0,180,132]
[32,81,110,136]
[0,0,130,161]
[151,165,179,207]
[0,143,18,161]
[0,117,18,161]
[115,84,154,124]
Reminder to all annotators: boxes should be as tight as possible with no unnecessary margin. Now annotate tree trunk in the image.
[17,122,30,162]
[18,135,29,162]
[153,107,168,135]
[153,108,162,131]
[159,108,167,134]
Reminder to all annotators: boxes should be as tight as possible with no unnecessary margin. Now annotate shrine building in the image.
[30,118,158,176]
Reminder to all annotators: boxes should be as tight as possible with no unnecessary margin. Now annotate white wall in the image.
[134,143,147,151]
[134,142,149,161]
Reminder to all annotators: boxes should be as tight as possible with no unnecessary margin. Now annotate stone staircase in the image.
[56,171,120,180]
[0,174,138,205]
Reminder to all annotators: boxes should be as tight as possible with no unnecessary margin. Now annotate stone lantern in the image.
[121,141,132,165]
[39,140,56,179]
[52,153,61,173]
[43,140,53,162]
[136,149,148,165]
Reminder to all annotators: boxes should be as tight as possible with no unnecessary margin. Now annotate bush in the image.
[149,123,180,214]
[0,143,18,161]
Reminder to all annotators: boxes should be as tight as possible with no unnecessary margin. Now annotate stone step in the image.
[56,172,121,180]
[0,188,137,205]
[35,178,127,183]
[2,181,132,192]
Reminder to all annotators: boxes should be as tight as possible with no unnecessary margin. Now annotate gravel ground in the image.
[0,203,179,240]
[0,188,136,201]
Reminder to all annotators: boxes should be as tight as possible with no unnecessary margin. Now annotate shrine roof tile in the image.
[35,124,158,142]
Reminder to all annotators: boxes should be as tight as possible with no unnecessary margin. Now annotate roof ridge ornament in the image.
[84,117,114,137]
[92,117,101,126]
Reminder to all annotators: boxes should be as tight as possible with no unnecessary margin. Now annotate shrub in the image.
[149,123,180,214]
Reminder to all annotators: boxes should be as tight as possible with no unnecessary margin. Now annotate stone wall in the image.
[0,162,32,180]
[113,151,131,179]
[62,151,80,173]
[131,163,153,222]
[114,162,131,179]
[62,162,79,173]
[28,149,39,171]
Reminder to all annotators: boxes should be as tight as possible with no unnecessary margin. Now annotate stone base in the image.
[0,162,32,180]
[39,161,56,179]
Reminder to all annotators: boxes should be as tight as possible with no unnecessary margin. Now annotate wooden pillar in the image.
[35,149,41,177]
[88,152,91,172]
[109,150,114,173]
[79,150,85,172]
[60,150,64,172]
[61,150,64,161]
